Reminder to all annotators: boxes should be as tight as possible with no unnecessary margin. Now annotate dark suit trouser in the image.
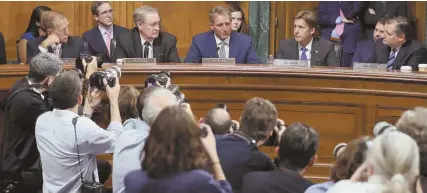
[342,52,354,67]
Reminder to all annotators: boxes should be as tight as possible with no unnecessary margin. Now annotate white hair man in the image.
[112,87,178,193]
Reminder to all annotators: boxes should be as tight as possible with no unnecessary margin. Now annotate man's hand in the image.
[274,119,286,143]
[87,87,103,108]
[229,120,240,133]
[199,123,219,162]
[41,34,60,48]
[105,77,120,103]
[82,56,98,79]
[368,8,376,15]
[342,17,355,24]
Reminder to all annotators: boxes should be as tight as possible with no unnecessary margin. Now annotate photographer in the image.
[0,52,63,193]
[35,70,123,192]
[202,107,232,135]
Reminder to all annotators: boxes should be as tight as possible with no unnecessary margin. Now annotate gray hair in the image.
[209,5,231,24]
[142,88,178,126]
[29,52,64,83]
[133,5,158,25]
[49,70,82,110]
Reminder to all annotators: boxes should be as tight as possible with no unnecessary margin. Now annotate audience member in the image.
[0,53,63,193]
[0,32,5,64]
[242,122,318,193]
[35,70,123,192]
[82,1,129,62]
[26,10,88,62]
[216,97,276,193]
[229,4,248,34]
[124,105,233,193]
[184,5,261,64]
[364,1,409,40]
[396,107,427,193]
[114,5,181,63]
[327,132,420,193]
[112,88,178,193]
[277,10,338,66]
[369,16,427,71]
[318,1,366,67]
[203,107,232,135]
[305,136,372,193]
[18,6,51,64]
[352,18,386,63]
[118,86,140,122]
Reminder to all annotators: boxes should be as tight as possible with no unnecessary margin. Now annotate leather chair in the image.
[332,41,343,67]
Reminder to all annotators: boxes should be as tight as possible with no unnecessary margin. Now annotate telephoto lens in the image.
[89,66,121,90]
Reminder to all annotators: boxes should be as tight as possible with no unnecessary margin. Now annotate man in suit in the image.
[352,18,386,63]
[26,10,87,63]
[0,32,6,64]
[364,1,408,40]
[114,5,180,63]
[184,5,261,64]
[370,16,427,71]
[241,123,318,193]
[318,1,366,67]
[277,10,338,66]
[82,1,128,62]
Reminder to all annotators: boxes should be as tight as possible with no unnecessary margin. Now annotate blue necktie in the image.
[300,47,308,60]
[386,49,397,69]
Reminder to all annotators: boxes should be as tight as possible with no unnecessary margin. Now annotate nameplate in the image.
[274,59,309,68]
[353,62,386,71]
[123,58,156,65]
[202,58,235,65]
[60,58,76,64]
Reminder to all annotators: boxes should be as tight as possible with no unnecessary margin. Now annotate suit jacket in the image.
[276,37,338,66]
[241,170,313,193]
[0,32,6,64]
[184,31,261,64]
[26,36,86,63]
[364,1,408,39]
[318,1,366,54]
[369,39,427,71]
[82,24,128,62]
[352,39,375,63]
[114,27,180,63]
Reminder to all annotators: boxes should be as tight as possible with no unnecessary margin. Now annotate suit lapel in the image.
[291,40,299,60]
[393,43,408,68]
[310,38,320,66]
[132,28,143,58]
[208,31,219,58]
[94,27,109,57]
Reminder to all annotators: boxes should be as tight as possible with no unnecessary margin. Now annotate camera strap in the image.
[230,131,257,147]
[72,117,85,184]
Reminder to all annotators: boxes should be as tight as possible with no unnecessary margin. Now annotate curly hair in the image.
[141,105,208,178]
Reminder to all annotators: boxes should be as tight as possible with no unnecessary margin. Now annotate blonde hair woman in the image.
[327,131,420,193]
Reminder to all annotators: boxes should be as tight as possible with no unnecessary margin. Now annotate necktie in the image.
[143,42,151,58]
[219,42,226,58]
[334,9,345,37]
[53,45,61,58]
[105,30,112,55]
[300,47,308,60]
[386,49,397,69]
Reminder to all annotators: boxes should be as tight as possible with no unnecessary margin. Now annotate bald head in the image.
[204,108,232,135]
[43,10,70,43]
[142,88,178,126]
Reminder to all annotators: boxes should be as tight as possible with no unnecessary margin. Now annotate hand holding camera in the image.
[229,120,240,133]
[82,56,99,80]
[104,76,121,104]
[274,119,286,143]
[199,123,219,161]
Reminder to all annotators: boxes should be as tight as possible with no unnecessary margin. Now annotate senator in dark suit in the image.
[364,1,408,39]
[352,19,386,63]
[369,16,427,71]
[114,6,180,63]
[184,6,260,64]
[241,123,317,193]
[0,32,6,64]
[318,1,366,67]
[26,10,87,62]
[82,2,129,62]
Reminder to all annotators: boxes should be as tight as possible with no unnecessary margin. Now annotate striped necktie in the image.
[386,49,397,69]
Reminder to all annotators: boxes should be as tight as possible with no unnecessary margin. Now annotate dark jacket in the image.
[364,1,408,39]
[277,37,338,66]
[26,36,86,63]
[0,32,5,64]
[82,24,129,62]
[114,27,181,63]
[352,39,375,63]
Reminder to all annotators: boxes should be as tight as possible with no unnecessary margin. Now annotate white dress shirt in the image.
[35,109,124,193]
[297,38,313,62]
[140,36,154,58]
[214,35,230,58]
[38,44,62,58]
[99,25,114,48]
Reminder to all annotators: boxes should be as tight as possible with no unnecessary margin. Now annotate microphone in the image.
[82,42,89,54]
[110,39,117,61]
[373,121,397,137]
[333,143,347,159]
[216,47,220,51]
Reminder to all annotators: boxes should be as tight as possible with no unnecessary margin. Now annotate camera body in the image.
[167,84,186,104]
[144,71,171,88]
[75,54,104,75]
[89,66,121,90]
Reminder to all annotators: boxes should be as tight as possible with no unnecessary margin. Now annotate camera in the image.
[75,54,104,75]
[373,121,397,137]
[144,71,171,88]
[89,66,121,90]
[167,84,186,104]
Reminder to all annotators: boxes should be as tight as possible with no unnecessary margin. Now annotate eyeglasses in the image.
[99,9,114,16]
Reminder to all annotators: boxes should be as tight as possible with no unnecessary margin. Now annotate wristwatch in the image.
[40,41,49,49]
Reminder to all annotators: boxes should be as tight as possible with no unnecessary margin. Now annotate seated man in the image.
[203,107,232,135]
[114,5,180,63]
[27,10,87,62]
[277,10,338,66]
[82,1,128,62]
[0,32,5,64]
[216,97,276,193]
[184,6,261,64]
[352,18,386,63]
[112,87,178,193]
[241,123,318,193]
[369,16,427,70]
